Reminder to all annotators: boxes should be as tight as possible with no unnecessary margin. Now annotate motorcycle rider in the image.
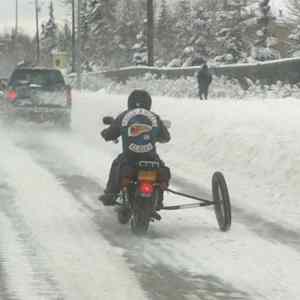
[99,89,171,206]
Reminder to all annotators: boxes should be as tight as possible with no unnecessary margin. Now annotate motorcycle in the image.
[102,116,167,235]
[102,116,232,235]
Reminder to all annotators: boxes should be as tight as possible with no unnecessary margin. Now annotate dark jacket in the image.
[101,109,170,161]
[197,64,212,88]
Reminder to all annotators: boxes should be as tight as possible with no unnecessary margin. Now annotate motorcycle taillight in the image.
[7,90,17,102]
[139,181,154,197]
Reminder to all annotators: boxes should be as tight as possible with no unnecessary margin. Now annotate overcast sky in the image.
[0,0,288,36]
[0,0,68,35]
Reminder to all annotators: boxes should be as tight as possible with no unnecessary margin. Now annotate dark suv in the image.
[3,67,72,128]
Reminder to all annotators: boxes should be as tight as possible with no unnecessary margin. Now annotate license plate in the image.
[138,170,158,181]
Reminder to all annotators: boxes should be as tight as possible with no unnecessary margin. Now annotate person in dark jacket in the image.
[197,63,212,100]
[99,89,171,206]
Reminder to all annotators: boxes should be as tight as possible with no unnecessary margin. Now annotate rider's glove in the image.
[101,128,109,141]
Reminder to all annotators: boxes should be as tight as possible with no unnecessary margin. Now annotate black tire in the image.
[117,207,131,224]
[212,171,231,232]
[130,200,152,235]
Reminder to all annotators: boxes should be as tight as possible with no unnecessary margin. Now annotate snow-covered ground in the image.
[73,91,300,231]
[0,91,300,300]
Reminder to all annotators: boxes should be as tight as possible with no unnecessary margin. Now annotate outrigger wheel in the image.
[212,171,231,231]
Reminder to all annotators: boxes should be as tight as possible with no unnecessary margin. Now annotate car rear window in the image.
[9,69,65,87]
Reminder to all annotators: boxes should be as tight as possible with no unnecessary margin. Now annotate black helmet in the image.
[128,89,152,110]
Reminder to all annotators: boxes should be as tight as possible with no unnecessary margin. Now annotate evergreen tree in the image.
[214,0,253,63]
[190,6,211,61]
[156,0,175,64]
[80,0,89,52]
[287,0,300,20]
[87,0,118,66]
[0,31,35,72]
[80,0,94,70]
[132,20,147,65]
[58,22,72,52]
[288,25,300,56]
[41,1,58,66]
[115,0,140,65]
[173,0,193,57]
[256,0,272,48]
[287,0,300,56]
[252,0,277,61]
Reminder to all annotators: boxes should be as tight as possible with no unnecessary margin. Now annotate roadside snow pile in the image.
[157,97,300,230]
[72,72,300,99]
[77,92,300,230]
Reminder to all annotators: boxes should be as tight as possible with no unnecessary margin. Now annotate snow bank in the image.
[71,73,300,100]
[157,97,300,230]
[75,91,300,230]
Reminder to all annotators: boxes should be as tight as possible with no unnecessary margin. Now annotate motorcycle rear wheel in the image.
[130,201,152,235]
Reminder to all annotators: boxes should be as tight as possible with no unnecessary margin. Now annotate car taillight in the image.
[65,87,72,107]
[139,181,154,197]
[7,90,17,102]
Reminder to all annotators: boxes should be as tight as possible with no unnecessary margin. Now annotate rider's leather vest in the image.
[121,108,160,161]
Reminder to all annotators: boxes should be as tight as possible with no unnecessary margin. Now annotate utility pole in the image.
[15,0,18,36]
[71,0,76,72]
[147,0,154,66]
[35,0,40,64]
[76,0,82,88]
[13,0,19,64]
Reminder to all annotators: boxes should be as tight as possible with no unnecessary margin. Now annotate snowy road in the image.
[0,92,299,300]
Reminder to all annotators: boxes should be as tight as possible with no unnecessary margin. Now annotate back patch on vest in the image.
[122,109,158,154]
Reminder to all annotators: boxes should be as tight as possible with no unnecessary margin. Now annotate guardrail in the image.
[67,57,300,89]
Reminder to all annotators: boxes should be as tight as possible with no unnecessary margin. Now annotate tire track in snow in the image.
[0,263,14,300]
[172,176,300,252]
[0,186,15,300]
[0,183,63,300]
[17,136,251,300]
[0,135,148,300]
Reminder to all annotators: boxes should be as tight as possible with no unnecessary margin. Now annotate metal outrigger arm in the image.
[161,188,216,211]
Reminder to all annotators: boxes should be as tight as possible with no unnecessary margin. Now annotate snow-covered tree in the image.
[288,25,300,57]
[286,0,300,57]
[155,0,175,64]
[41,1,59,66]
[87,0,118,66]
[0,31,35,71]
[80,0,89,52]
[256,0,272,48]
[57,22,72,52]
[287,0,300,20]
[252,0,277,61]
[173,0,193,57]
[190,6,211,61]
[132,20,147,65]
[79,0,95,70]
[214,0,253,64]
[114,0,140,65]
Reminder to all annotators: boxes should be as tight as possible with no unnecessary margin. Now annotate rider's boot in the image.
[151,211,162,220]
[98,192,117,206]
